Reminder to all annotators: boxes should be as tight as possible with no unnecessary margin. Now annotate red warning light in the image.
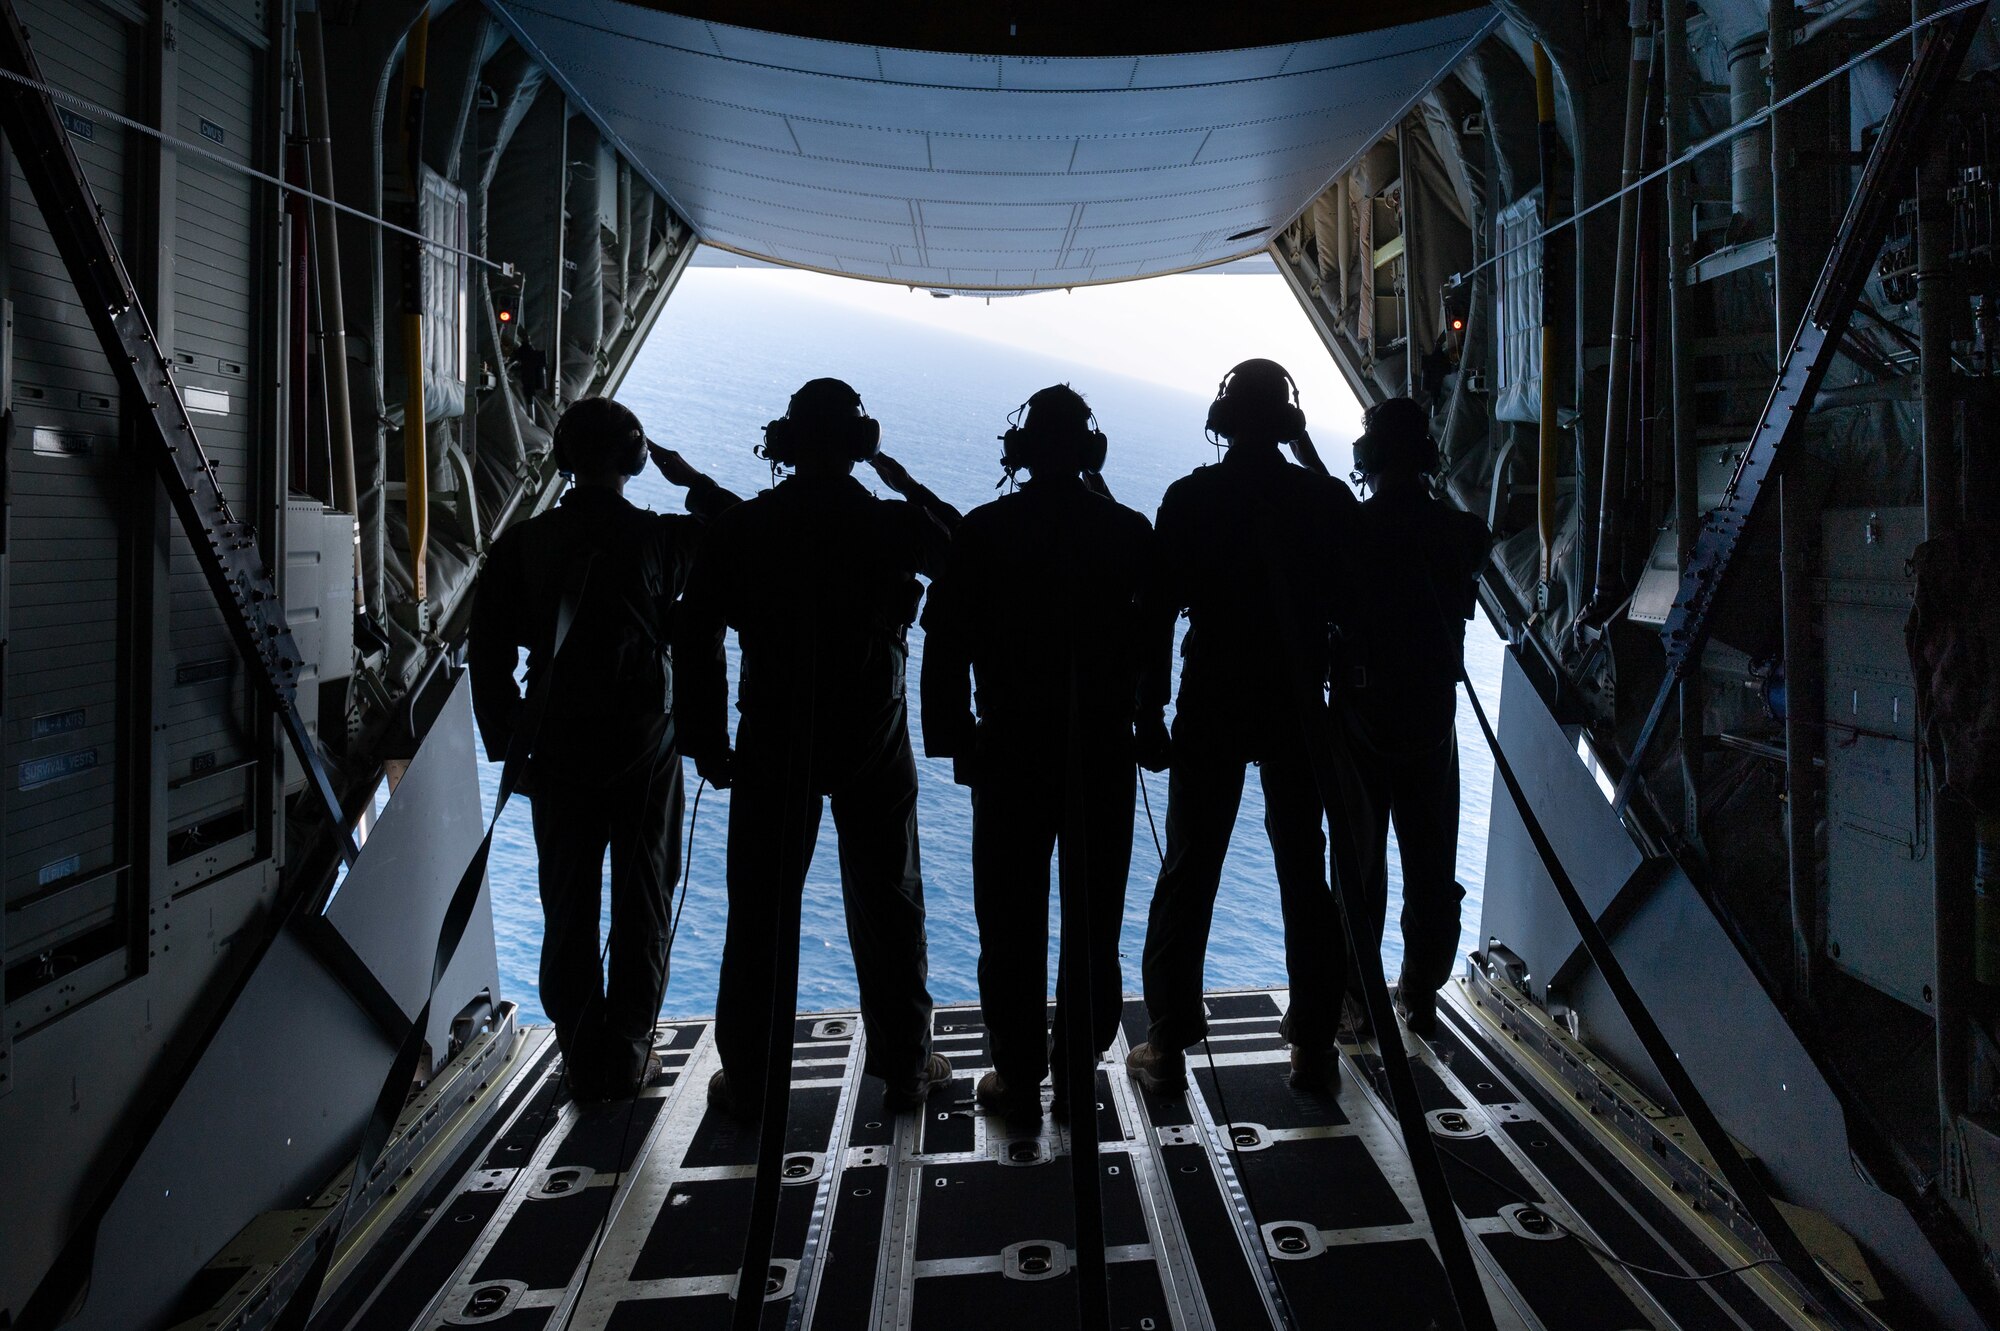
[1450,318,1465,331]
[498,308,513,323]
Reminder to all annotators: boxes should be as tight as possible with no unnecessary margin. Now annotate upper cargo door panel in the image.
[488,1,1497,290]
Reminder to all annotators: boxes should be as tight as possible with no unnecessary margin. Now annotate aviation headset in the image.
[1204,358,1307,444]
[551,397,649,477]
[758,377,881,467]
[999,384,1108,478]
[1350,396,1441,483]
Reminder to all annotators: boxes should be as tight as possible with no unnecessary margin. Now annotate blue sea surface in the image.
[475,272,1506,1026]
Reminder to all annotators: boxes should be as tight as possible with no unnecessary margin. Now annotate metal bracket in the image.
[1615,5,1987,813]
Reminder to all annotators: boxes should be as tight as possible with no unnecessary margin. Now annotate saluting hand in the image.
[868,452,916,496]
[1288,430,1332,479]
[648,440,706,489]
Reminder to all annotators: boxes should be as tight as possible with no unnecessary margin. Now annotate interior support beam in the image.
[1270,236,1384,409]
[1612,4,1986,811]
[0,0,361,1319]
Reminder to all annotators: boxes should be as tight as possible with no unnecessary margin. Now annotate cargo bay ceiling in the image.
[484,2,1499,290]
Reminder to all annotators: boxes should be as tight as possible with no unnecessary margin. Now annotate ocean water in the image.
[475,271,1506,1026]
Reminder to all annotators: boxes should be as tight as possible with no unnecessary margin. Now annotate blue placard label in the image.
[38,854,80,885]
[32,708,86,740]
[58,108,94,141]
[199,117,225,145]
[19,748,98,790]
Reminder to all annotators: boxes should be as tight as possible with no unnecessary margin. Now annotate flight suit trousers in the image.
[529,731,682,1094]
[1353,730,1466,998]
[1141,740,1349,1055]
[970,750,1133,1094]
[715,716,935,1102]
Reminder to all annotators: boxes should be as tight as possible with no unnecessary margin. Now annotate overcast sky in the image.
[686,251,1366,445]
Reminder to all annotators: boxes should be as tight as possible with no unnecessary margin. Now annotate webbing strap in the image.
[1453,656,1874,1329]
[1248,498,1496,1331]
[1054,493,1112,1330]
[268,555,600,1331]
[735,519,824,1331]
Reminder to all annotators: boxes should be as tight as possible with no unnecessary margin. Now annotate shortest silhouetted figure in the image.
[677,379,959,1118]
[1340,397,1490,1036]
[469,397,738,1101]
[922,385,1154,1122]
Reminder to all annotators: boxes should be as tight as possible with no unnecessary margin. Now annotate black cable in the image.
[562,769,709,1322]
[1398,553,1802,1293]
[1137,767,1165,864]
[1147,759,1776,1293]
[1244,489,1494,1331]
[671,778,708,948]
[1051,508,1110,1330]
[1136,767,1293,1328]
[1426,1131,1785,1285]
[735,584,822,1331]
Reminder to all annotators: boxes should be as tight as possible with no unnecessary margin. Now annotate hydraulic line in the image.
[1533,43,1559,606]
[297,4,360,600]
[1662,0,1703,835]
[399,12,431,606]
[1612,1,1985,811]
[1591,16,1654,614]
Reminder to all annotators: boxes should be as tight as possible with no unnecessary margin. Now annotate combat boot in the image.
[1288,1045,1343,1096]
[976,1071,1042,1122]
[1124,1041,1185,1093]
[885,1054,954,1111]
[1395,984,1438,1038]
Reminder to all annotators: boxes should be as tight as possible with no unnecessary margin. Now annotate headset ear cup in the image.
[551,418,570,472]
[1207,394,1242,440]
[1282,403,1307,440]
[761,418,791,465]
[853,415,880,461]
[626,432,648,476]
[1083,429,1108,473]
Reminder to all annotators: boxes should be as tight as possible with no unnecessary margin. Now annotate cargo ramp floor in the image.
[314,983,1831,1331]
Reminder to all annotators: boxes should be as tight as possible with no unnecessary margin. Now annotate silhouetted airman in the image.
[1341,397,1490,1036]
[922,385,1153,1121]
[468,396,739,1101]
[676,379,959,1116]
[1125,360,1360,1096]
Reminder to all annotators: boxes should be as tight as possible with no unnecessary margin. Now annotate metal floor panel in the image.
[330,990,1818,1331]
